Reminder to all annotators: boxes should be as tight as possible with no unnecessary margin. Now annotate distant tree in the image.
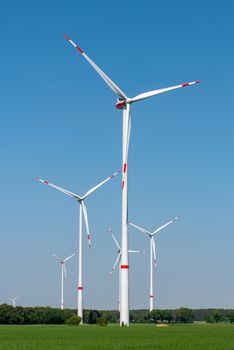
[83,309,90,324]
[88,310,94,324]
[0,304,13,324]
[175,308,194,324]
[212,310,223,323]
[205,315,215,323]
[129,312,135,323]
[106,310,119,323]
[130,310,149,323]
[227,311,234,324]
[163,310,173,323]
[44,307,67,324]
[22,307,38,324]
[62,309,75,323]
[2,305,233,325]
[88,309,101,324]
[149,309,163,323]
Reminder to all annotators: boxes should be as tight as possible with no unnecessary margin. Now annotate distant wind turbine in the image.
[49,251,76,310]
[9,297,17,308]
[36,170,119,322]
[129,217,178,312]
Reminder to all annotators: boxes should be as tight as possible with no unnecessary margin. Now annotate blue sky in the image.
[0,0,233,310]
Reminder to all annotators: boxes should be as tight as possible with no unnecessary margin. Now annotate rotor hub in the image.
[116,98,126,109]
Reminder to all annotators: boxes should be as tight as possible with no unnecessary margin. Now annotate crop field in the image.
[0,324,233,350]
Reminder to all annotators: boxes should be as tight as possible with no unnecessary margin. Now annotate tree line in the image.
[0,304,234,325]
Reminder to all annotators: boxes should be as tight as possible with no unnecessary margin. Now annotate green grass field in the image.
[0,324,233,350]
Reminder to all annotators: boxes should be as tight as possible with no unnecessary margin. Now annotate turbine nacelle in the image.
[116,98,126,109]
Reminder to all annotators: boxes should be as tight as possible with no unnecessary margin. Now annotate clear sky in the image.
[1,0,233,310]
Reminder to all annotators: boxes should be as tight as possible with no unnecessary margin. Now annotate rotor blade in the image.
[64,34,128,100]
[83,170,120,199]
[63,264,68,282]
[49,250,63,262]
[128,250,145,253]
[152,238,157,269]
[108,228,121,250]
[110,252,121,274]
[152,216,179,235]
[128,221,151,235]
[81,201,91,248]
[63,252,76,263]
[36,178,82,200]
[130,80,202,103]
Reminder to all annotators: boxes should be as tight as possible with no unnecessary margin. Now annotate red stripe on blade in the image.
[64,34,70,41]
[122,181,125,189]
[123,163,127,173]
[182,83,189,87]
[76,46,83,54]
[121,265,129,269]
[77,286,83,290]
[44,181,49,185]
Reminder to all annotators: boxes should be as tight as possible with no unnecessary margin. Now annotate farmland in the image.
[0,324,233,350]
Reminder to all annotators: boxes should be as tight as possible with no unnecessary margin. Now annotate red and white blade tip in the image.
[64,34,70,41]
[182,80,202,87]
[64,34,83,54]
[36,178,49,185]
[88,234,91,248]
[110,169,121,178]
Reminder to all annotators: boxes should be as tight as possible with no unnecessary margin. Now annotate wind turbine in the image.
[49,250,76,310]
[36,170,119,322]
[9,297,17,308]
[64,34,201,325]
[108,227,145,310]
[129,217,178,312]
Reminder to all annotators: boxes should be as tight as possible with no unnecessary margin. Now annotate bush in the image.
[67,315,81,326]
[96,316,108,326]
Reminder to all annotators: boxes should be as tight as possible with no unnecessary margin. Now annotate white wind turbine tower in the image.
[129,217,178,312]
[9,297,17,308]
[64,34,201,325]
[36,170,119,323]
[49,251,76,310]
[108,228,145,310]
